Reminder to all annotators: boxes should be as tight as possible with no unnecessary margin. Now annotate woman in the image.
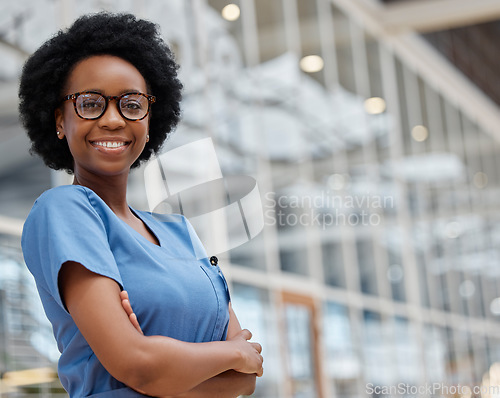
[19,12,263,397]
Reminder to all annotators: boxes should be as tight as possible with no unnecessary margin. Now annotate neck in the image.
[72,169,131,218]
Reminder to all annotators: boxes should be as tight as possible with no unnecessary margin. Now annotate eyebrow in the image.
[83,88,147,95]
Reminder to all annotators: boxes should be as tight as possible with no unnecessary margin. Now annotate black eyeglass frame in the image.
[61,91,156,121]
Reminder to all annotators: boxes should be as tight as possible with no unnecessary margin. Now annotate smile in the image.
[89,140,132,153]
[92,141,129,148]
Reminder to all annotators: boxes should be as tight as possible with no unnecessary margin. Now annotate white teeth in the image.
[94,141,126,148]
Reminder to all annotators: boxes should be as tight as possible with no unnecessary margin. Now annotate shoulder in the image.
[28,185,107,216]
[33,185,93,206]
[22,185,114,263]
[24,185,105,233]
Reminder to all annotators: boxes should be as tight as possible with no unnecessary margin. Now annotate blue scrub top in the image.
[21,185,230,397]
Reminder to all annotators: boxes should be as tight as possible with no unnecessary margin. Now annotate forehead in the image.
[64,55,148,94]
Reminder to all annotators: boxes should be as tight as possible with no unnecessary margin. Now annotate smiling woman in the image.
[55,55,152,180]
[18,12,263,398]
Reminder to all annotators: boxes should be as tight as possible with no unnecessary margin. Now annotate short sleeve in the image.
[22,186,123,311]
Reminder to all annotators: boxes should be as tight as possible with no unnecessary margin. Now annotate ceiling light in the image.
[473,171,488,189]
[445,221,461,239]
[299,55,324,73]
[411,125,428,142]
[490,298,500,315]
[221,4,240,21]
[387,264,403,283]
[364,97,386,114]
[458,280,475,298]
[327,173,349,190]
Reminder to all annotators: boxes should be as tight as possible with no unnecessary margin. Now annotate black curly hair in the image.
[18,12,183,173]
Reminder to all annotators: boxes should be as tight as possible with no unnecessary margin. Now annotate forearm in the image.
[128,336,242,396]
[121,297,261,397]
[59,264,262,397]
[169,370,256,398]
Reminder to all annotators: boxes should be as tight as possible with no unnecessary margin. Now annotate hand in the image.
[227,329,264,377]
[120,290,143,335]
[120,291,262,396]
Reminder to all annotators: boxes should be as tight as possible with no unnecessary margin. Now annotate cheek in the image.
[61,110,82,136]
[136,122,150,138]
[64,122,93,150]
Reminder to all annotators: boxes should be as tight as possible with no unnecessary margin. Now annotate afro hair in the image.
[18,12,183,173]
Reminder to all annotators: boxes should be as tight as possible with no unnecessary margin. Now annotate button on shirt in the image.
[21,185,230,397]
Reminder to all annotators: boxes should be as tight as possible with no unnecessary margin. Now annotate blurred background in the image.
[1,0,500,397]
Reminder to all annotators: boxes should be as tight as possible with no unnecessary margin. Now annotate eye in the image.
[120,95,146,114]
[123,101,142,110]
[77,94,105,109]
[82,99,102,109]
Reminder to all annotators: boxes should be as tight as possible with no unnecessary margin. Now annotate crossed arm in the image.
[121,291,258,397]
[59,261,263,397]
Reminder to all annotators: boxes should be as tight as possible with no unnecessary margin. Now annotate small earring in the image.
[146,134,149,142]
[56,131,60,136]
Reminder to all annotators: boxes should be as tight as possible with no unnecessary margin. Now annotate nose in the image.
[97,100,126,129]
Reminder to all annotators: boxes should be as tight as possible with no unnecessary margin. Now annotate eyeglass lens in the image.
[75,93,149,120]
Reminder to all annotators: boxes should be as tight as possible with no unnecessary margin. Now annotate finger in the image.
[251,342,262,354]
[258,353,264,376]
[121,299,134,317]
[129,312,143,334]
[120,290,129,300]
[240,329,252,341]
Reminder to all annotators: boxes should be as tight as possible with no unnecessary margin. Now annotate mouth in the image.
[90,140,132,153]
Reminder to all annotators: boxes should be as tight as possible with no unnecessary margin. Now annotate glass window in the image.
[356,239,378,295]
[481,276,499,321]
[415,253,431,308]
[365,33,383,99]
[392,317,421,385]
[429,240,451,311]
[229,232,267,270]
[285,303,318,397]
[423,325,447,383]
[280,246,309,276]
[322,242,346,288]
[452,330,475,385]
[363,310,393,387]
[331,4,356,94]
[231,283,281,397]
[281,294,320,398]
[468,332,489,385]
[0,242,61,392]
[323,302,360,397]
[386,234,406,302]
[254,0,287,63]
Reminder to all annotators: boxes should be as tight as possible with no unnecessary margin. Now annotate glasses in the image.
[62,91,156,121]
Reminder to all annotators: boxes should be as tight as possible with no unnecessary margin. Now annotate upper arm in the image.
[22,187,123,311]
[226,302,243,339]
[58,261,144,384]
[59,263,248,396]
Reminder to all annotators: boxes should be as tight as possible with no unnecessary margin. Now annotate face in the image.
[55,55,150,179]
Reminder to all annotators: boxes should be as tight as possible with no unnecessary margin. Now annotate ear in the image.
[55,108,65,139]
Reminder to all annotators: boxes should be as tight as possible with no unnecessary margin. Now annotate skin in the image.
[120,292,257,398]
[55,55,263,397]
